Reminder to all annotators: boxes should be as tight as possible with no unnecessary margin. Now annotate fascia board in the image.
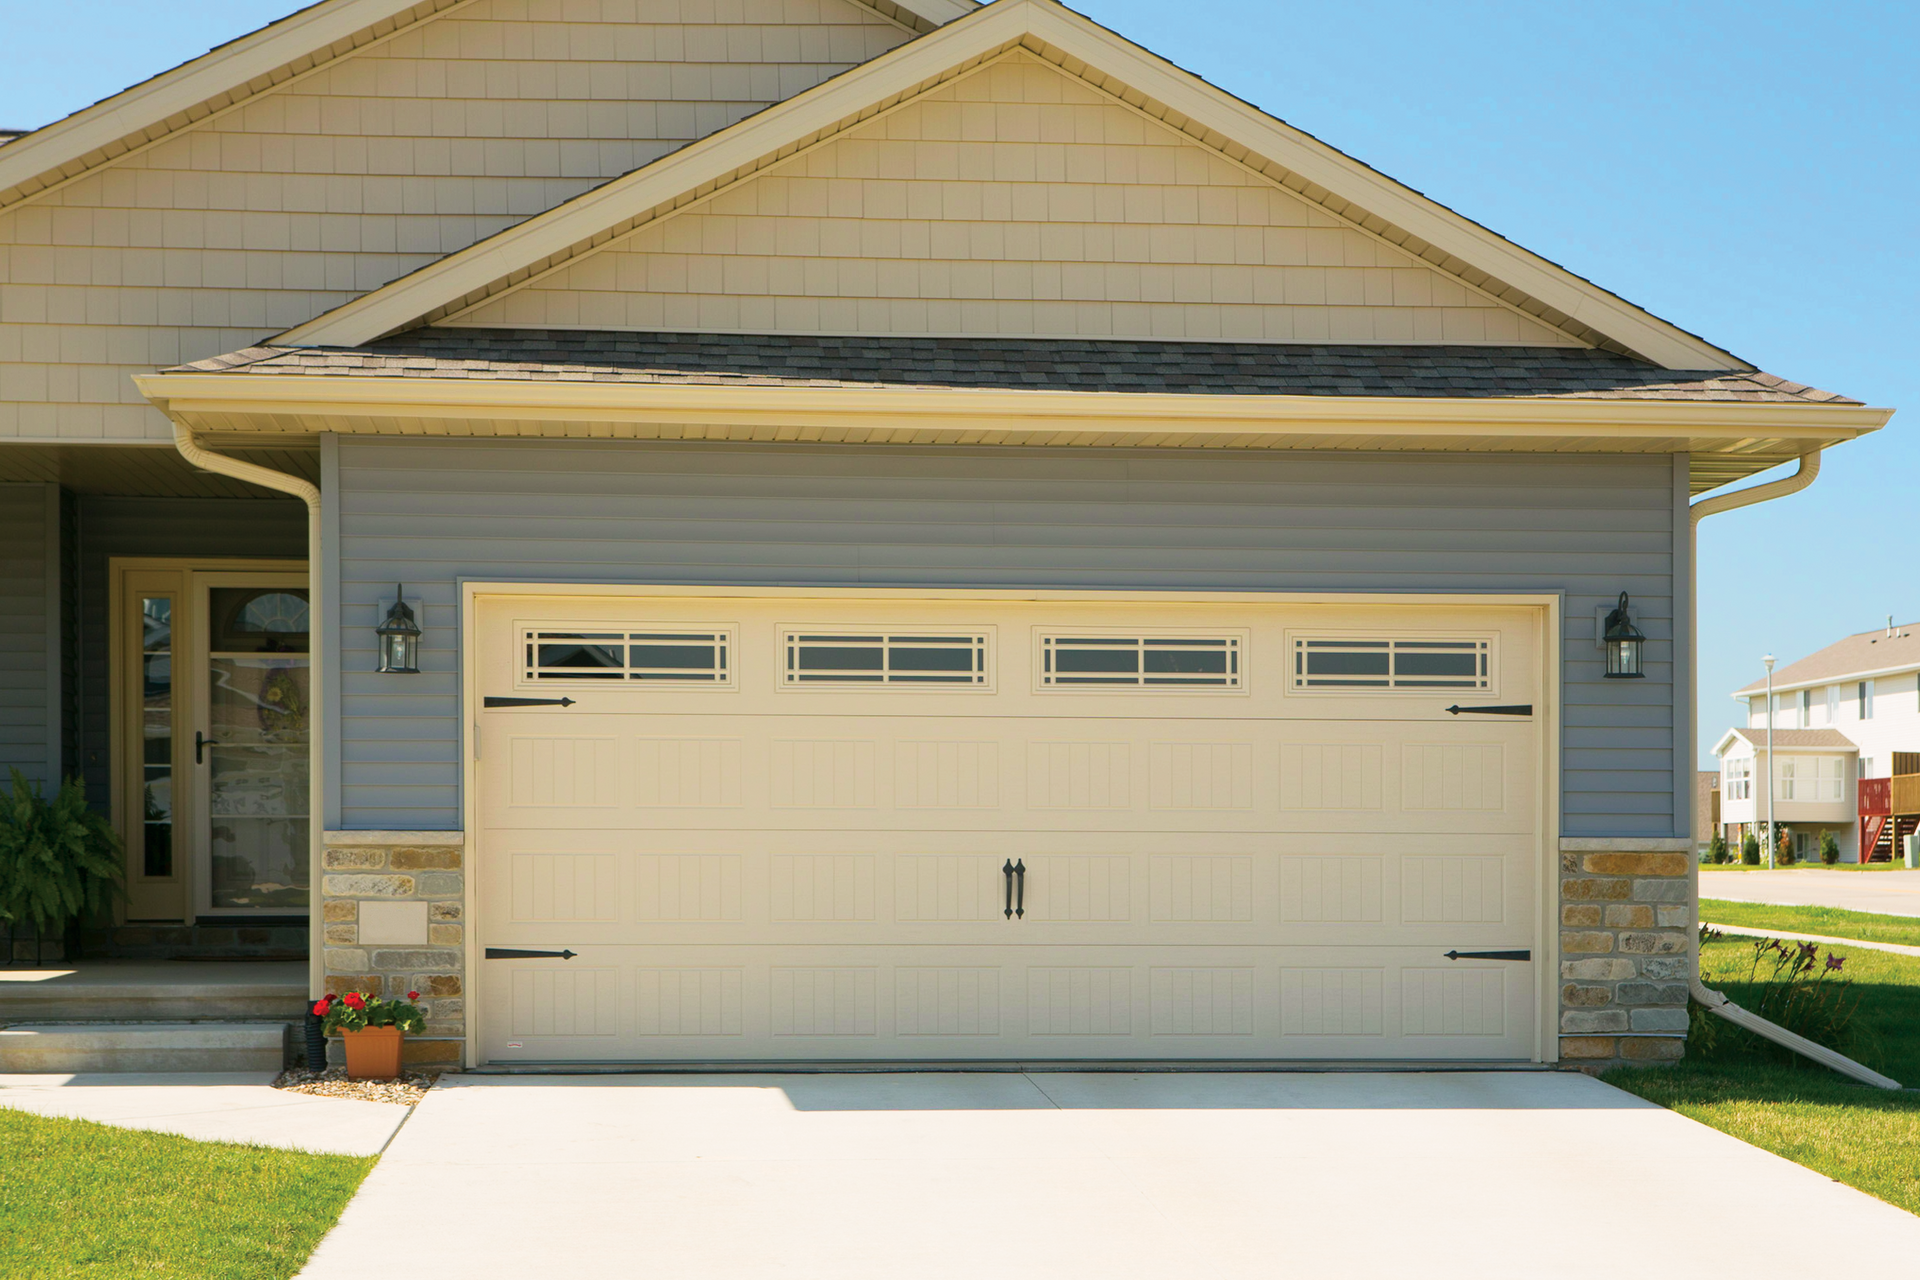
[1712,730,1744,757]
[1734,660,1920,699]
[132,372,1892,444]
[0,0,431,198]
[893,0,979,23]
[275,0,1745,368]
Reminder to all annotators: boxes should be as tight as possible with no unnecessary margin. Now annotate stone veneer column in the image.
[319,831,466,1068]
[1557,837,1693,1068]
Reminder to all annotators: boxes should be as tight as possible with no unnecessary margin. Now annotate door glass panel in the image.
[207,588,310,910]
[141,597,173,877]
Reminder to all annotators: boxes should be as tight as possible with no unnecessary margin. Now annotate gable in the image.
[0,0,917,440]
[446,53,1575,345]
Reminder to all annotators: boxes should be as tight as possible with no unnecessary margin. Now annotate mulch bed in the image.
[271,1066,440,1106]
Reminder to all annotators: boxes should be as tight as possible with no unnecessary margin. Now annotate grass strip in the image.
[1604,1062,1920,1216]
[1701,899,1920,949]
[0,1108,373,1280]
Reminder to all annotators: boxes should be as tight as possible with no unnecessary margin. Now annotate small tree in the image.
[1777,825,1796,867]
[1820,830,1841,866]
[1741,832,1761,865]
[1708,832,1730,865]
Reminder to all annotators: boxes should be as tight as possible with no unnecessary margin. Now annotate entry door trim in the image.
[109,557,307,924]
[458,582,1563,1069]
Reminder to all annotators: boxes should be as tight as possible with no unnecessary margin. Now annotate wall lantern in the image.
[376,584,422,674]
[1602,591,1646,679]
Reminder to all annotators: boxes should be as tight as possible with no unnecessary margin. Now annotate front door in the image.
[115,561,309,921]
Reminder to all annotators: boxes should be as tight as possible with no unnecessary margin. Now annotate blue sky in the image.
[3,0,1913,765]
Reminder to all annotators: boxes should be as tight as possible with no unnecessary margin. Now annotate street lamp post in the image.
[1764,654,1776,870]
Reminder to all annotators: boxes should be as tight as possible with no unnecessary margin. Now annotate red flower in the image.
[407,991,420,1001]
[311,999,330,1016]
[342,992,366,1010]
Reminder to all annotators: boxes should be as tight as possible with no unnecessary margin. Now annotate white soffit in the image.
[273,0,1747,370]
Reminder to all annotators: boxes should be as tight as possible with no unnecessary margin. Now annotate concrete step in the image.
[0,962,308,1022]
[0,1022,291,1073]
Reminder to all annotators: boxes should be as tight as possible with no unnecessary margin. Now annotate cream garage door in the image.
[474,595,1546,1064]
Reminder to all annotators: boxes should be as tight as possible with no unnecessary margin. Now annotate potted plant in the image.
[314,989,425,1080]
[0,769,122,964]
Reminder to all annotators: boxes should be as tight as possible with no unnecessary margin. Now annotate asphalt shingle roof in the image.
[172,330,1858,403]
[1721,728,1857,750]
[1735,624,1920,694]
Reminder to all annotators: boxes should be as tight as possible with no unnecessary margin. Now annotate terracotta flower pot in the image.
[341,1025,405,1080]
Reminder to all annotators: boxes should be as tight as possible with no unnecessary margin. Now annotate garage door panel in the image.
[477,596,1546,1065]
[478,946,1536,1062]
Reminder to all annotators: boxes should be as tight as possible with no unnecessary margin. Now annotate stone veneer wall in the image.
[320,831,466,1068]
[1557,838,1694,1068]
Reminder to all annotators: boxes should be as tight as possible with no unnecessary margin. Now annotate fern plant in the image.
[0,769,123,938]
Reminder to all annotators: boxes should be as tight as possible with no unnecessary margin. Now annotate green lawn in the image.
[1700,899,1920,949]
[1606,936,1920,1217]
[0,1108,373,1279]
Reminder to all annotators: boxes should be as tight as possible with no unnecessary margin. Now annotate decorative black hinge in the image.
[483,697,576,708]
[1444,704,1532,717]
[484,948,578,960]
[1443,949,1531,962]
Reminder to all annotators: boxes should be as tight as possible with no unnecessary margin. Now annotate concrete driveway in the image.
[1702,867,1920,916]
[297,1071,1920,1279]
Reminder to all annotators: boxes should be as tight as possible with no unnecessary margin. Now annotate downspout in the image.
[170,424,328,1008]
[1689,452,1901,1089]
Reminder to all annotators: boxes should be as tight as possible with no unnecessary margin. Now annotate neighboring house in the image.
[1716,621,1920,861]
[0,0,1891,1073]
[1712,728,1857,860]
[1694,770,1719,856]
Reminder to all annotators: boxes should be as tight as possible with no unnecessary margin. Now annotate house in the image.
[1715,621,1920,861]
[0,0,1891,1073]
[1694,770,1719,856]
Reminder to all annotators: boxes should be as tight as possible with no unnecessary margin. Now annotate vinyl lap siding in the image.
[334,438,1679,835]
[0,484,53,788]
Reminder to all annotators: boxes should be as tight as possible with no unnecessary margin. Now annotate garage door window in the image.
[524,630,732,684]
[783,632,991,687]
[1040,634,1244,689]
[1290,636,1491,692]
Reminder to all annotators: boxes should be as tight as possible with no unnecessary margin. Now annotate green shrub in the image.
[1741,832,1761,865]
[1821,830,1841,866]
[1709,832,1730,865]
[0,770,122,936]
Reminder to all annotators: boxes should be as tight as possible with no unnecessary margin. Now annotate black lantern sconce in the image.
[1602,591,1645,679]
[375,584,422,674]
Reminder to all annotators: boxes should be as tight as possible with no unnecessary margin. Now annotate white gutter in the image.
[1687,452,1900,1089]
[170,425,327,1007]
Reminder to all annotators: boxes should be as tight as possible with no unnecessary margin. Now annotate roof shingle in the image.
[170,329,1859,404]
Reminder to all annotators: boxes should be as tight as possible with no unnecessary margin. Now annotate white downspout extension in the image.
[170,424,327,1006]
[1690,451,1901,1089]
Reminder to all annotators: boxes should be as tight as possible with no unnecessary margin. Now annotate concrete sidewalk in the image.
[1702,922,1920,958]
[1702,868,1920,916]
[297,1071,1920,1279]
[0,1072,409,1155]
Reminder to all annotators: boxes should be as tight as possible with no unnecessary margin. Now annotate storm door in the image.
[192,574,312,915]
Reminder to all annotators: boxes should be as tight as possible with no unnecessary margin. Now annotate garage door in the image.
[473,595,1546,1064]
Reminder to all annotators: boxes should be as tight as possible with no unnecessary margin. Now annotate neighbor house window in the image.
[1778,758,1798,801]
[1817,757,1846,801]
[1725,757,1752,801]
[1798,689,1812,728]
[1826,685,1840,723]
[1860,680,1875,719]
[1860,757,1875,780]
[1749,696,1765,727]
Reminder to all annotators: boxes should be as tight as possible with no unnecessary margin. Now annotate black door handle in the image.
[194,730,220,764]
[1003,859,1015,919]
[1013,859,1026,919]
